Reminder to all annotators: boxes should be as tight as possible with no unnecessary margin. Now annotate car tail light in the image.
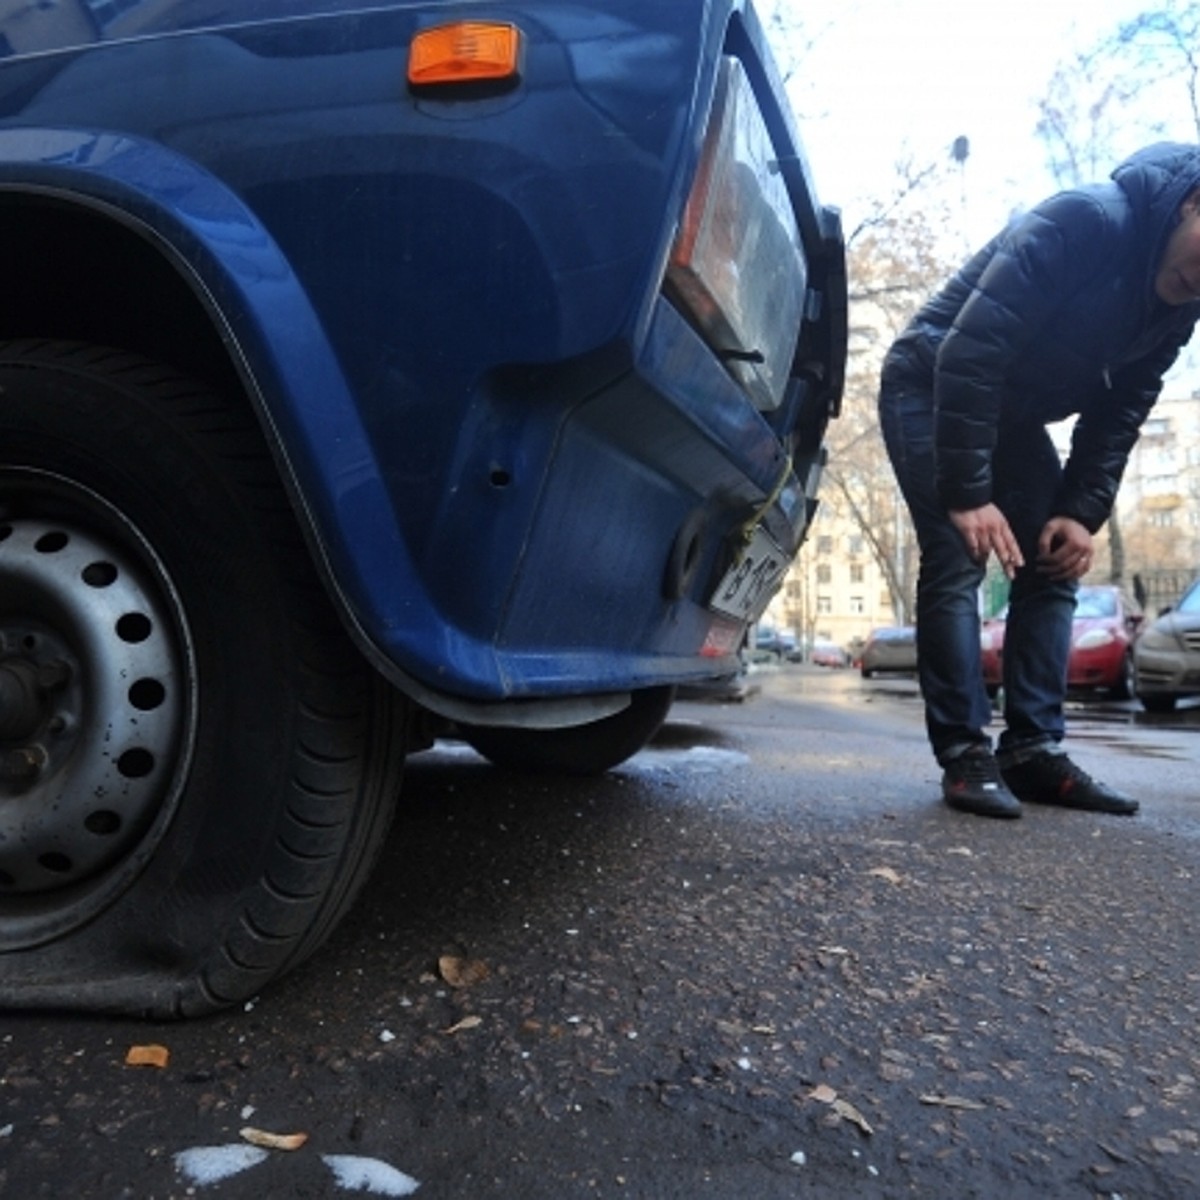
[408,22,522,86]
[700,615,745,657]
[668,58,807,411]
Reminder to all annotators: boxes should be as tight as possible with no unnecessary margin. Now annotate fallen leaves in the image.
[240,1126,309,1151]
[438,955,490,989]
[442,1015,483,1036]
[124,1044,169,1068]
[867,866,902,886]
[919,1093,987,1111]
[805,1083,874,1135]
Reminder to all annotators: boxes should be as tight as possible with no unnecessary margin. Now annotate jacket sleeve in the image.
[932,195,1114,511]
[1056,316,1196,532]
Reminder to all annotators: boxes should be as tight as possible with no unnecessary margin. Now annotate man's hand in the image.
[1037,516,1093,581]
[948,504,1025,580]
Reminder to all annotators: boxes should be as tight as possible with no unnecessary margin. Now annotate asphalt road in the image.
[2,667,1198,1199]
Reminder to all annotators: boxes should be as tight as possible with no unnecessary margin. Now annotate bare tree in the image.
[1111,3,1200,137]
[815,179,961,623]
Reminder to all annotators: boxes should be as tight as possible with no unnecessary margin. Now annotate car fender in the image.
[0,129,618,724]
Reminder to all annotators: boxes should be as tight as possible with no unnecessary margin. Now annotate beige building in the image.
[1106,390,1200,607]
[765,499,898,654]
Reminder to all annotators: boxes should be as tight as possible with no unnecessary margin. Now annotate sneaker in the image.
[1001,752,1138,815]
[941,747,1022,818]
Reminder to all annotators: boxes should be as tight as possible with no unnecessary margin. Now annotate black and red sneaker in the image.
[1001,752,1138,815]
[941,747,1022,818]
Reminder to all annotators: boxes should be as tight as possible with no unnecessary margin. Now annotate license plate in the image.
[709,525,789,623]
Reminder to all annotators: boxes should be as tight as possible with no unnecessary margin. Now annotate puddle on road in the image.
[1067,728,1189,760]
[620,744,750,776]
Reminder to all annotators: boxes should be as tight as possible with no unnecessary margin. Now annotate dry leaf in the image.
[124,1044,170,1068]
[867,867,902,885]
[919,1094,987,1111]
[240,1127,309,1151]
[438,955,490,989]
[832,1097,874,1135]
[808,1083,838,1104]
[443,1015,483,1035]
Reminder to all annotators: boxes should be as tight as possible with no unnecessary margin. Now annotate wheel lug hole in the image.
[37,852,72,874]
[85,810,122,836]
[129,678,166,712]
[116,613,153,644]
[34,531,68,554]
[117,748,155,779]
[82,561,118,588]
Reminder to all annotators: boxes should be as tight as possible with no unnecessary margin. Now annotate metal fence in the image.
[1132,568,1197,615]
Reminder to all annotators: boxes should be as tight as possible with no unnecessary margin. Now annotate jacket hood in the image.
[1112,141,1200,261]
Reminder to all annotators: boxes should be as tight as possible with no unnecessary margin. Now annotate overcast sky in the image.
[759,0,1156,246]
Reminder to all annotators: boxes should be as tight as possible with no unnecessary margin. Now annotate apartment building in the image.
[1107,390,1200,608]
[765,500,898,654]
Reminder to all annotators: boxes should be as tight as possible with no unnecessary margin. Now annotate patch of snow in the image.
[621,746,750,775]
[321,1154,421,1195]
[174,1144,269,1185]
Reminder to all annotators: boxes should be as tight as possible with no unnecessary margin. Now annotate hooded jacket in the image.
[882,142,1200,533]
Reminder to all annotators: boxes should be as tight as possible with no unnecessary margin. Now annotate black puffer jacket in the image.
[882,142,1200,532]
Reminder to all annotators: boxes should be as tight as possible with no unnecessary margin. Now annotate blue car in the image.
[0,1,845,1013]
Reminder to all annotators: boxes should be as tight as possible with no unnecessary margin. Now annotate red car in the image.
[980,585,1143,699]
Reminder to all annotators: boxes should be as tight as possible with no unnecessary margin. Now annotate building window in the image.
[849,595,865,614]
[817,595,832,614]
[787,579,802,599]
[816,564,832,584]
[847,535,864,555]
[817,535,833,555]
[849,563,864,584]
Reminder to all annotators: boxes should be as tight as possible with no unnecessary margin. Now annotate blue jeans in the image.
[879,382,1077,765]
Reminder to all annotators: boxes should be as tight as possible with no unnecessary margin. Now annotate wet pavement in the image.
[1,666,1198,1198]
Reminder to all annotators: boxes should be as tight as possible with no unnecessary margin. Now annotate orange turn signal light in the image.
[408,22,522,86]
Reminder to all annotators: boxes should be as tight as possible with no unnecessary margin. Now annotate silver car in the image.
[860,626,918,677]
[1133,578,1200,712]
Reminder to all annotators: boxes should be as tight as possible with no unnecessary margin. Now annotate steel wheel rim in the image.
[0,468,194,946]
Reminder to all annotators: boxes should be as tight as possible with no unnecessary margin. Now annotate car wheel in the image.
[861,667,874,679]
[1110,652,1136,700]
[461,686,676,775]
[1139,693,1178,714]
[0,341,407,1017]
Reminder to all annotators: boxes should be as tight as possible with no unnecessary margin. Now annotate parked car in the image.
[860,626,918,677]
[1133,577,1200,711]
[0,2,845,1015]
[809,639,849,668]
[980,585,1143,699]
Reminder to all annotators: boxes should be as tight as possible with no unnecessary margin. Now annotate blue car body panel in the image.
[0,0,845,717]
